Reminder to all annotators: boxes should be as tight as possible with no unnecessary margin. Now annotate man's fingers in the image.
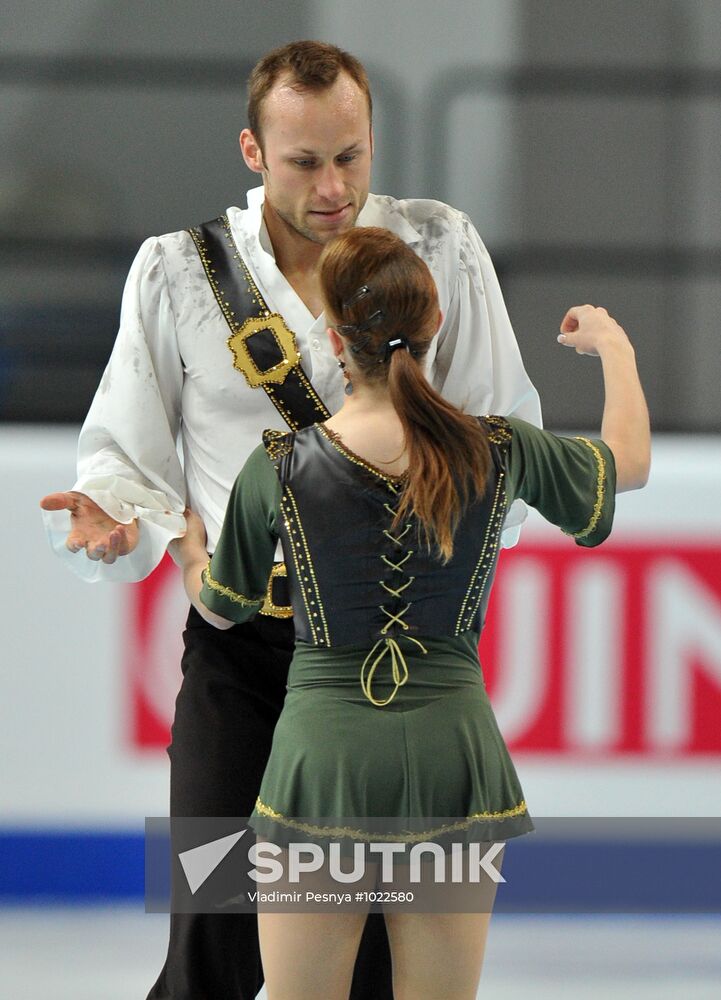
[60,510,137,561]
[40,492,77,512]
[106,527,125,561]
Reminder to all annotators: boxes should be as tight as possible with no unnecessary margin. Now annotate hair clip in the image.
[355,309,384,334]
[337,308,385,343]
[342,284,372,310]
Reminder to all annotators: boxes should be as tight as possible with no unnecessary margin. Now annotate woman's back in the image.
[204,412,615,670]
[322,405,409,478]
[263,418,513,650]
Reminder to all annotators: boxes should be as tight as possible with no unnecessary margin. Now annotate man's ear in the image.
[240,128,264,174]
[369,126,375,161]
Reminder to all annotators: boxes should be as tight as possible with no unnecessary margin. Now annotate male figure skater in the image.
[41,40,541,1000]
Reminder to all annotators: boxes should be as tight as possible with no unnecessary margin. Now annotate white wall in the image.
[2,426,719,830]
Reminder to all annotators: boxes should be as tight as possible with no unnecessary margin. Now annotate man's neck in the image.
[263,204,323,278]
[263,205,325,317]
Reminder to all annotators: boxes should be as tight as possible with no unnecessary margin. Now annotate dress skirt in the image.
[249,632,534,847]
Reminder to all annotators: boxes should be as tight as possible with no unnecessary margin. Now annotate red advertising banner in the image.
[128,544,721,756]
[480,544,721,755]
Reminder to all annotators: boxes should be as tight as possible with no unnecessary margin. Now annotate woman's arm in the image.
[171,443,281,628]
[170,509,235,630]
[558,305,650,492]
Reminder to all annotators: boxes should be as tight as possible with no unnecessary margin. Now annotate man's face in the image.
[242,72,373,247]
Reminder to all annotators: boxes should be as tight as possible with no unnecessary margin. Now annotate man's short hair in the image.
[247,40,372,147]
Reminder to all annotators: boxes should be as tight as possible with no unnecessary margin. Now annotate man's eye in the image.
[337,154,357,163]
[294,160,316,168]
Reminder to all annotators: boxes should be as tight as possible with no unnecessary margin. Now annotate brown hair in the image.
[247,41,372,148]
[319,227,492,562]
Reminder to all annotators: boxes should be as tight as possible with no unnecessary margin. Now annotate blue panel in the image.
[496,839,721,913]
[1,830,719,911]
[0,831,145,903]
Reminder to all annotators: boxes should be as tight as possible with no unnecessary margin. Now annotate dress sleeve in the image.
[200,443,282,623]
[505,417,617,547]
[40,236,188,582]
[430,215,543,548]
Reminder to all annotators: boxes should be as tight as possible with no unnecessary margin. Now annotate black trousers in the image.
[146,606,393,1000]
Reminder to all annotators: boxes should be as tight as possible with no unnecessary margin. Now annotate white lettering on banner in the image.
[130,546,721,755]
[493,559,549,740]
[484,547,721,753]
[567,563,624,749]
[647,561,721,750]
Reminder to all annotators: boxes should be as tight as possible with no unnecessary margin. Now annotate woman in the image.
[176,227,650,999]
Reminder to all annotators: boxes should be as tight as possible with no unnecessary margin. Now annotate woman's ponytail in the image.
[387,348,490,561]
[319,228,492,561]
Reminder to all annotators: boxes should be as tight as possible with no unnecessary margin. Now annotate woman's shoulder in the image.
[261,427,296,463]
[477,414,514,447]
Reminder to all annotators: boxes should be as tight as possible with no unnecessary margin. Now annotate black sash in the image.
[187,215,331,431]
[188,215,333,619]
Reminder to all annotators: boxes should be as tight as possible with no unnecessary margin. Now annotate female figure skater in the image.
[175,227,650,999]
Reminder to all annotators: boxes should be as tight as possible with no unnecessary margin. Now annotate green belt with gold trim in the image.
[188,214,331,618]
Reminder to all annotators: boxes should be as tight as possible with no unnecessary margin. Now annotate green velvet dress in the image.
[201,416,616,847]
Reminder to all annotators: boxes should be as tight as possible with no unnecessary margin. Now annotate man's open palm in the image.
[40,491,139,564]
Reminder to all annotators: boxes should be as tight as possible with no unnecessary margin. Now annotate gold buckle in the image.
[260,562,293,619]
[227,313,301,388]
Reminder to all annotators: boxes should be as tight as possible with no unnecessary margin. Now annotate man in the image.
[41,41,541,1000]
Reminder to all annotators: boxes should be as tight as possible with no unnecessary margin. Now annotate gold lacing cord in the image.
[358,506,425,706]
[381,551,413,572]
[360,634,428,707]
[380,577,415,599]
[360,598,427,707]
[383,525,412,546]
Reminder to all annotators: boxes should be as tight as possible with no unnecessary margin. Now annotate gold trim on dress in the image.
[253,797,528,842]
[202,564,264,607]
[483,413,513,446]
[565,437,606,539]
[455,474,507,634]
[281,486,331,646]
[263,428,294,462]
[259,562,293,619]
[316,424,406,489]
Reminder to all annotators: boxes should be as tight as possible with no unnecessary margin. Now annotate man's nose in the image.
[315,164,346,203]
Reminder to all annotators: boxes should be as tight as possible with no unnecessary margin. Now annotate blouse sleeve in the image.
[41,236,188,582]
[200,443,282,622]
[431,216,543,550]
[504,417,617,547]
